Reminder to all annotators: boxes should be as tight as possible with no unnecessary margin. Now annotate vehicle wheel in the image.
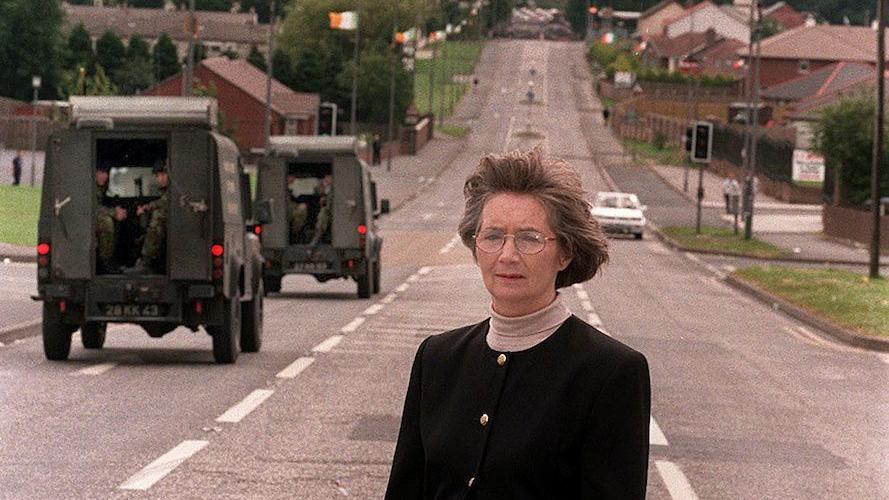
[263,275,282,295]
[208,295,240,364]
[634,232,643,240]
[372,259,381,295]
[240,280,263,353]
[81,322,107,349]
[42,302,73,361]
[357,260,372,299]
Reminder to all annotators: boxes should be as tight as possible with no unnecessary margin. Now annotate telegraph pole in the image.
[264,0,276,152]
[744,1,763,240]
[683,0,696,192]
[871,0,885,279]
[184,0,196,96]
[350,11,360,135]
[386,3,398,172]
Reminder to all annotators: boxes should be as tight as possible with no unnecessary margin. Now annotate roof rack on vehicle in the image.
[68,96,218,129]
[267,135,363,156]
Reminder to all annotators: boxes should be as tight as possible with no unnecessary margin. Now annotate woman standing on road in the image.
[385,148,651,499]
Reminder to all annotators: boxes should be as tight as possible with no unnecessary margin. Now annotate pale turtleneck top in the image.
[486,292,572,352]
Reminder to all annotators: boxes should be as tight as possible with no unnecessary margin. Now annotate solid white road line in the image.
[312,335,343,353]
[77,362,117,376]
[363,304,385,316]
[418,266,433,275]
[216,389,275,423]
[0,318,41,336]
[575,289,590,301]
[119,440,209,491]
[580,300,593,312]
[503,115,516,153]
[395,283,410,293]
[380,293,397,304]
[276,357,315,379]
[587,313,602,327]
[421,213,433,221]
[655,460,699,500]
[650,417,669,446]
[722,264,737,273]
[438,235,461,254]
[878,353,889,365]
[407,274,420,282]
[341,317,366,333]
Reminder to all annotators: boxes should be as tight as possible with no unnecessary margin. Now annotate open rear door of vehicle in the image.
[257,156,288,250]
[48,129,93,279]
[168,130,211,281]
[331,156,362,249]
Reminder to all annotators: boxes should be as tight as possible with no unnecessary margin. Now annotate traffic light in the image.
[691,121,713,163]
[683,126,693,153]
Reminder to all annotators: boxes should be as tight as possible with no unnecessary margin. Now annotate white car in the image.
[590,192,647,239]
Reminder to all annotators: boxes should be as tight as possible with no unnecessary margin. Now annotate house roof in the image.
[761,62,874,101]
[640,0,680,20]
[199,57,319,117]
[63,4,268,45]
[646,30,712,58]
[739,25,889,63]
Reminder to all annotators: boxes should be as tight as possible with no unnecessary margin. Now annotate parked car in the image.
[590,192,646,239]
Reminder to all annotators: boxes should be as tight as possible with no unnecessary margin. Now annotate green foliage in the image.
[128,0,165,7]
[88,65,118,96]
[292,49,326,94]
[177,0,233,10]
[565,0,588,36]
[414,40,483,117]
[812,95,889,207]
[240,0,280,23]
[0,0,65,100]
[193,80,237,138]
[336,42,413,124]
[662,226,789,259]
[115,57,155,95]
[95,30,127,78]
[0,185,40,245]
[66,23,94,72]
[152,33,180,81]
[247,45,267,71]
[127,34,151,62]
[271,49,297,89]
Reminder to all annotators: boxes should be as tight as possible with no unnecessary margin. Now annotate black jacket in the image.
[385,315,651,500]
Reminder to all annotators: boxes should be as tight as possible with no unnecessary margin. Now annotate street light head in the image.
[32,75,42,89]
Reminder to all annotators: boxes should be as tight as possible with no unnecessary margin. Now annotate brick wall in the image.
[823,205,889,250]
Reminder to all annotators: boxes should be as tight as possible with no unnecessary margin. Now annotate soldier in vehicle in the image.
[309,173,333,246]
[287,173,309,244]
[96,164,127,274]
[128,162,169,274]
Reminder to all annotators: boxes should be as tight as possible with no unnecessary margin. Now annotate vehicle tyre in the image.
[357,260,372,299]
[263,275,282,294]
[42,302,73,361]
[634,232,643,240]
[81,322,107,349]
[372,258,381,295]
[208,295,240,364]
[240,280,263,353]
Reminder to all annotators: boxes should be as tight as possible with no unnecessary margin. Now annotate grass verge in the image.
[0,185,40,246]
[662,226,789,259]
[734,266,889,338]
[415,40,483,119]
[622,138,685,167]
[438,124,471,138]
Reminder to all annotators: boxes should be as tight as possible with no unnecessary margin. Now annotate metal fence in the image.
[712,123,794,182]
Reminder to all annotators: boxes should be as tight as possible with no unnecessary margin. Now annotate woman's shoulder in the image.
[422,318,489,355]
[561,315,648,368]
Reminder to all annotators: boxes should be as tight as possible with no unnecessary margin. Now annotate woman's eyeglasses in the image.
[474,229,556,255]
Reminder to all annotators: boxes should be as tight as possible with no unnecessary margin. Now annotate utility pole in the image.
[428,41,437,118]
[184,0,196,96]
[683,0,696,192]
[350,10,360,135]
[438,42,448,127]
[264,0,276,152]
[744,0,763,240]
[386,3,398,172]
[30,75,40,187]
[871,0,885,279]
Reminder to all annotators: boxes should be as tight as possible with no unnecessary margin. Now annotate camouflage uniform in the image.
[288,196,308,243]
[311,182,333,245]
[96,183,116,264]
[141,186,168,267]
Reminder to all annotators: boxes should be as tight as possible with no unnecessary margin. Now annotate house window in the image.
[799,59,810,73]
[285,118,300,136]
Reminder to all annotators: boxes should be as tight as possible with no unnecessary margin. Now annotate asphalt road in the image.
[0,40,886,499]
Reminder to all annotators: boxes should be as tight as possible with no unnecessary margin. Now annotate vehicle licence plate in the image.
[292,262,331,272]
[100,303,165,317]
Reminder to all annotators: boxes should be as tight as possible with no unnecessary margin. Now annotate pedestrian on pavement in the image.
[722,177,735,214]
[11,150,22,186]
[602,107,611,125]
[372,134,382,166]
[386,148,651,499]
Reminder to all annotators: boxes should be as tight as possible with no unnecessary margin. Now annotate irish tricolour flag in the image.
[329,11,358,30]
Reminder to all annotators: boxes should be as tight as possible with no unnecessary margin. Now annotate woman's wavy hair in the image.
[458,147,609,288]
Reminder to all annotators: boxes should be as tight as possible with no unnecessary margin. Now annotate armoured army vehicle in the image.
[256,136,388,298]
[35,97,265,364]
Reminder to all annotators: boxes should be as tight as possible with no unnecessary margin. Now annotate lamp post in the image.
[264,0,276,152]
[184,0,196,96]
[870,0,885,279]
[320,102,338,136]
[30,75,41,187]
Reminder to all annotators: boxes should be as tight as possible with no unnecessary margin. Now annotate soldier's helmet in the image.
[96,161,110,173]
[152,161,167,174]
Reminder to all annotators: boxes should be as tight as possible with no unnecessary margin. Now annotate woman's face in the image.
[475,192,571,317]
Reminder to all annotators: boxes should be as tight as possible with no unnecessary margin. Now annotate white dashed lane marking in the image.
[575,289,590,301]
[276,357,315,379]
[76,362,117,376]
[580,300,593,312]
[587,313,602,327]
[655,460,699,500]
[363,304,385,316]
[312,335,343,353]
[216,389,275,424]
[341,317,366,333]
[395,283,410,293]
[118,440,209,491]
[650,416,669,446]
[380,293,397,304]
[438,235,461,254]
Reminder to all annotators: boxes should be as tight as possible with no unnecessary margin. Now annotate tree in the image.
[66,23,94,72]
[812,95,889,207]
[115,57,155,95]
[336,42,413,124]
[565,0,588,37]
[95,30,127,80]
[127,34,151,62]
[271,49,297,89]
[247,45,267,71]
[152,33,180,81]
[128,0,165,7]
[240,0,279,24]
[0,0,65,100]
[292,48,326,94]
[177,0,233,10]
[88,65,118,96]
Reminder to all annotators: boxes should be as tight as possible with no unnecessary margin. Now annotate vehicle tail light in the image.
[195,301,203,314]
[37,243,51,256]
[36,243,51,272]
[357,225,367,249]
[211,244,224,257]
[211,244,224,281]
[347,260,354,269]
[253,225,262,235]
[59,300,67,313]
